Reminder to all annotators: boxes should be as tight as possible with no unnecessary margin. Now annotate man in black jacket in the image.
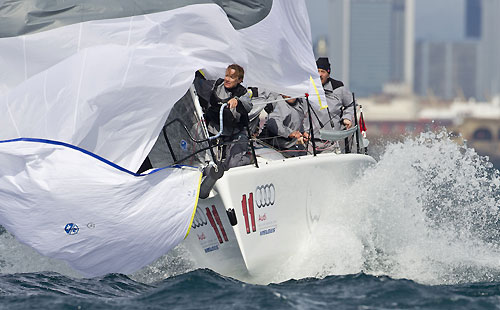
[197,64,253,170]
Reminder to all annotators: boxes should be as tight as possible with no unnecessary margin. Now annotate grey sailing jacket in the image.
[323,78,354,129]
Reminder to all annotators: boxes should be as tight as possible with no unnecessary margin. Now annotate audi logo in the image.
[255,184,275,208]
[191,207,208,229]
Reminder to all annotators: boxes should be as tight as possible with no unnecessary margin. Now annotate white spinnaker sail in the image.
[0,1,324,171]
[0,139,201,277]
[0,0,324,276]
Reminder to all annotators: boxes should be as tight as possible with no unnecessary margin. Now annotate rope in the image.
[207,103,228,140]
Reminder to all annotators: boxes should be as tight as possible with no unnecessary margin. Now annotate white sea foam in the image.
[277,130,500,285]
[130,245,196,284]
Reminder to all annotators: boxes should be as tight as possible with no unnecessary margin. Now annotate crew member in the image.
[316,57,354,130]
[259,94,309,157]
[197,64,253,170]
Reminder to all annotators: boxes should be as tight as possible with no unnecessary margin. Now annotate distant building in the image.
[414,40,479,100]
[328,0,414,97]
[413,0,490,101]
[478,0,500,100]
[465,0,482,39]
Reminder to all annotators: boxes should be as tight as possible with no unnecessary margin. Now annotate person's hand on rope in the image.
[342,118,352,129]
[228,97,239,109]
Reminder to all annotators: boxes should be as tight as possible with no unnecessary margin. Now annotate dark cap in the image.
[316,57,331,73]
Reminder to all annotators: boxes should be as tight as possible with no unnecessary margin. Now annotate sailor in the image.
[197,64,253,170]
[245,87,279,137]
[316,57,354,130]
[259,94,309,157]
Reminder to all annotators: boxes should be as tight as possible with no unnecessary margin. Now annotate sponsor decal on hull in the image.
[204,245,219,253]
[192,207,208,229]
[194,204,229,254]
[305,187,321,233]
[241,184,277,236]
[255,184,275,208]
[260,227,276,236]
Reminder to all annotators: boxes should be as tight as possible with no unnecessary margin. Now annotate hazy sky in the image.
[306,0,466,43]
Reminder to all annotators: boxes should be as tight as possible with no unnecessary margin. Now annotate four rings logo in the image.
[241,184,276,234]
[254,184,275,208]
[192,207,208,229]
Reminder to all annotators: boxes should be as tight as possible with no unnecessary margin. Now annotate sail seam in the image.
[4,95,20,137]
[23,36,27,81]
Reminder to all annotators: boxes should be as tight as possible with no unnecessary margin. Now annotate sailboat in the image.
[146,81,375,281]
[0,0,375,279]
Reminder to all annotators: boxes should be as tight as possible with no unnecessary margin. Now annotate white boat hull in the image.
[183,152,376,282]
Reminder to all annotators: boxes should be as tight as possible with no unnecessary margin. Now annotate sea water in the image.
[1,131,500,309]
